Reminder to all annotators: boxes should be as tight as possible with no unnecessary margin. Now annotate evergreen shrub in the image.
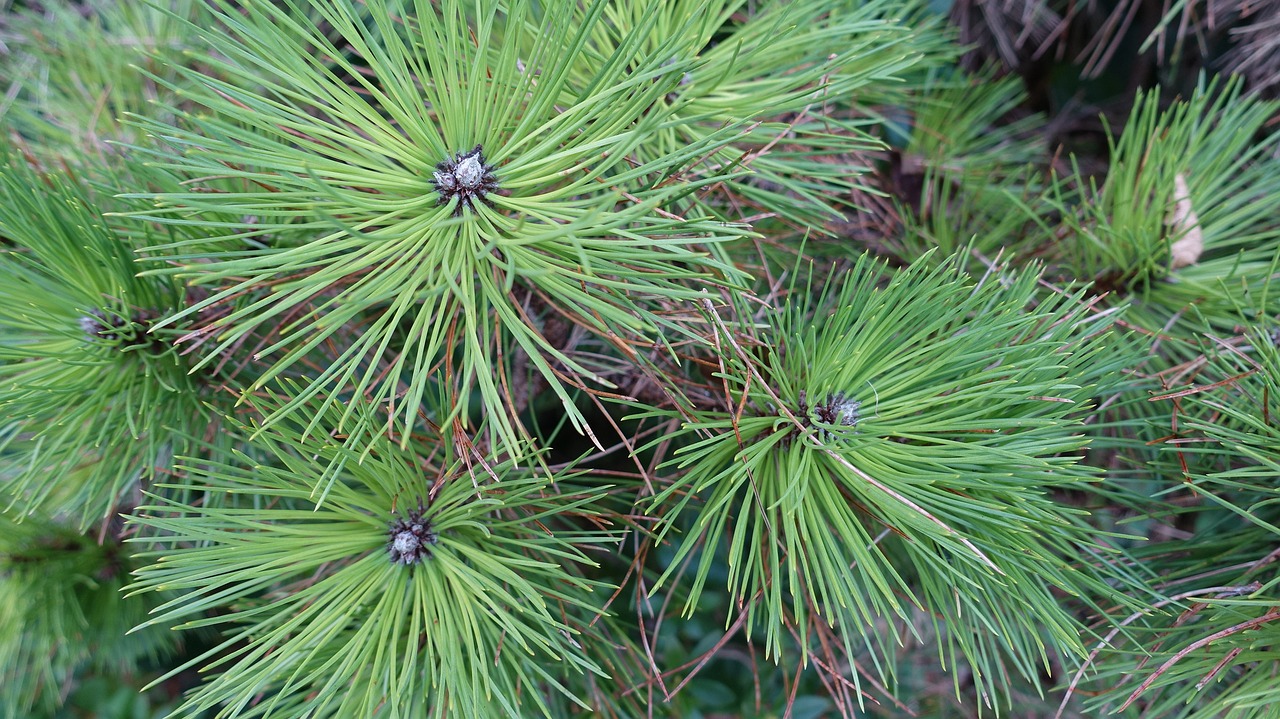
[1,1,1278,717]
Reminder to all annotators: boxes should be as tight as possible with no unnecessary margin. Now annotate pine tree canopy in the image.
[1,0,1278,718]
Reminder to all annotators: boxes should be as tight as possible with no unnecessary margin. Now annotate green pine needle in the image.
[127,394,622,719]
[121,0,775,459]
[1038,78,1280,342]
[0,152,231,523]
[0,511,177,717]
[641,250,1143,708]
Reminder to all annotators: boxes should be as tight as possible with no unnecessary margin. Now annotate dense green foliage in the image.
[1,1,1278,718]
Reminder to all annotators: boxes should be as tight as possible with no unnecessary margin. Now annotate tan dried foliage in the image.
[1167,173,1203,270]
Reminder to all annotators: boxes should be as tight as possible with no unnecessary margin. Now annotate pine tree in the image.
[2,1,1278,718]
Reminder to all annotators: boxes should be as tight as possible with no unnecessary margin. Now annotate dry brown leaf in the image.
[1167,173,1203,270]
